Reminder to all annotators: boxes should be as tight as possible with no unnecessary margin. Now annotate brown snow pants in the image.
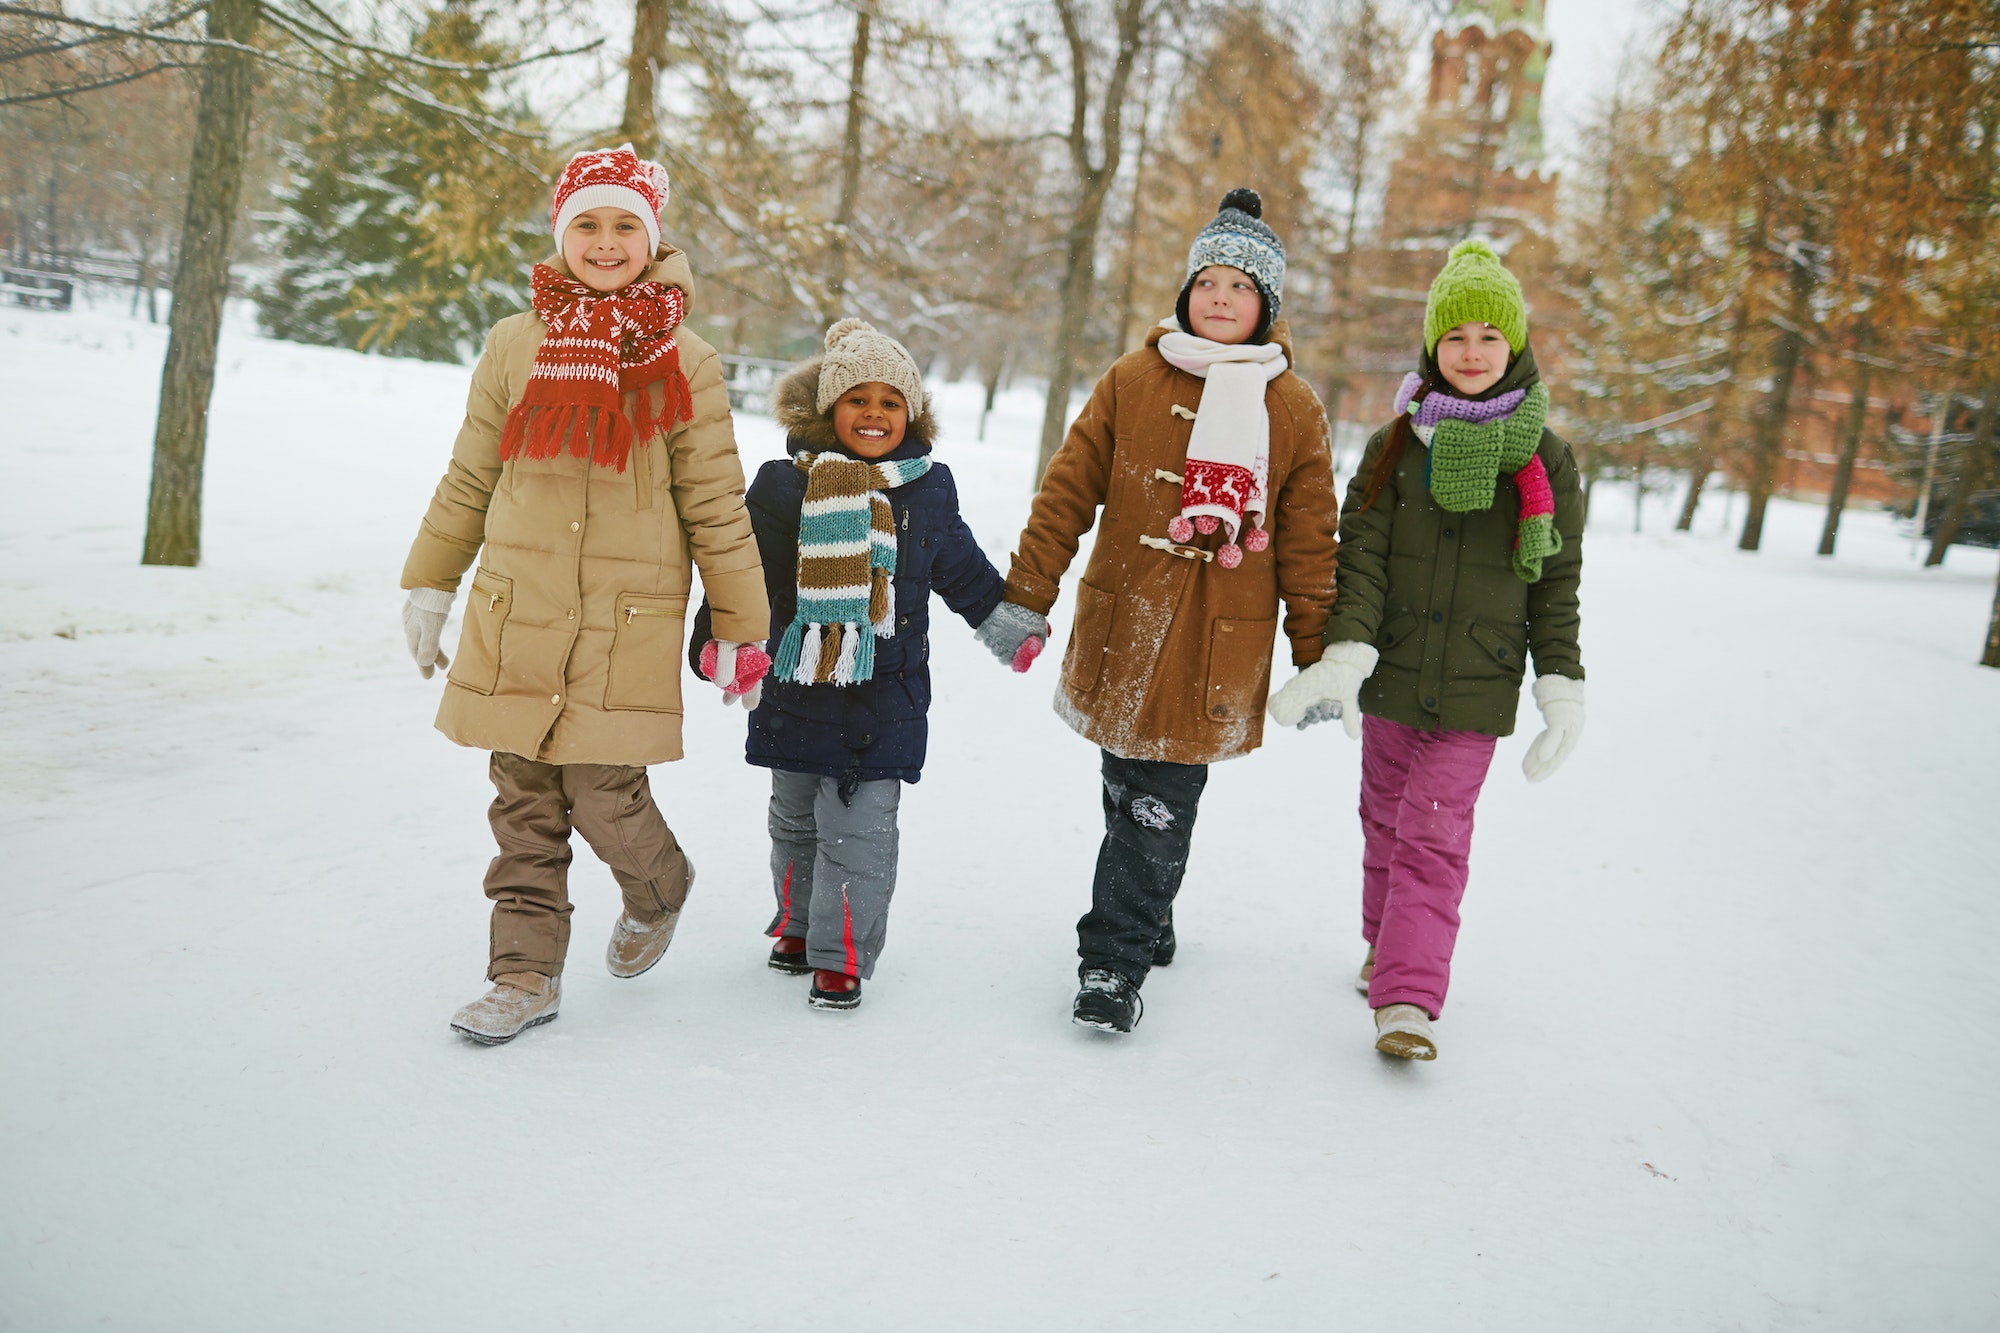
[483,752,692,980]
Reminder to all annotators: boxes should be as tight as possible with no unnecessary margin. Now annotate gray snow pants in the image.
[766,771,902,980]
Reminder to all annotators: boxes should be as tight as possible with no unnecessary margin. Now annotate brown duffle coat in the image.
[401,248,769,766]
[1004,321,1340,765]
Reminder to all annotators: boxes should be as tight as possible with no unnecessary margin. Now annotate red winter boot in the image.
[809,968,862,1011]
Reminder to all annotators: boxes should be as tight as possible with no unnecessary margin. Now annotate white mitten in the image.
[402,588,454,679]
[1522,674,1585,782]
[1267,641,1379,740]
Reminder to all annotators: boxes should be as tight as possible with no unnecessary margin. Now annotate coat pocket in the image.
[1205,616,1279,722]
[605,592,688,713]
[448,568,513,696]
[1063,581,1116,694]
[1466,618,1528,680]
[1376,610,1421,668]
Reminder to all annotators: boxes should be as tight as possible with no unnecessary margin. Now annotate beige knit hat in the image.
[815,318,926,421]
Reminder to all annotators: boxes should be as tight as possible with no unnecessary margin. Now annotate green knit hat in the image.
[1424,238,1527,355]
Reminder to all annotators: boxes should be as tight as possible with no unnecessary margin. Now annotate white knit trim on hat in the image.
[552,183,662,251]
[815,318,926,421]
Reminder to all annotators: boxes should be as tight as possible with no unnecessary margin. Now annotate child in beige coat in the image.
[400,145,770,1044]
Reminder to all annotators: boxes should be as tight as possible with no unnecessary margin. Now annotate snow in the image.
[4,299,1999,1330]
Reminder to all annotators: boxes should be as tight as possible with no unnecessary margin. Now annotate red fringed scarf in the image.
[498,264,695,473]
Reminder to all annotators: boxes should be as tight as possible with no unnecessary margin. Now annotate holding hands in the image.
[1266,641,1380,739]
[701,639,773,711]
[975,601,1050,673]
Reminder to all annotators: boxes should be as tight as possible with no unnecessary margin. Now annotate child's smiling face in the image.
[1435,321,1511,395]
[561,206,654,292]
[831,381,909,459]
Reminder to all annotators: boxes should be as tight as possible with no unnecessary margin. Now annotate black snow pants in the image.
[1076,750,1208,987]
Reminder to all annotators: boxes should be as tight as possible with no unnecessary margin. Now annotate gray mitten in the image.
[1296,699,1343,729]
[402,587,454,679]
[974,600,1050,673]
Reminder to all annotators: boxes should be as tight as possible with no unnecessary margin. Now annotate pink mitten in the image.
[1011,636,1044,673]
[699,639,772,709]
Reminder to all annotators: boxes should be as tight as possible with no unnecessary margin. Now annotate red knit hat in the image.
[550,144,670,251]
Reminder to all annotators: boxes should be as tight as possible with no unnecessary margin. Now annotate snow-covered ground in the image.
[4,300,1997,1331]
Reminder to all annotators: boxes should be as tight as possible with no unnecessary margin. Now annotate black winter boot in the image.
[1152,907,1177,967]
[1072,968,1143,1034]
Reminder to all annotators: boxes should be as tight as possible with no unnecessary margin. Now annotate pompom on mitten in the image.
[402,587,454,679]
[700,639,773,711]
[1266,641,1380,739]
[974,600,1050,673]
[1522,674,1585,782]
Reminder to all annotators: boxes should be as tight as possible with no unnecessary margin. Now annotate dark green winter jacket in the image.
[1323,356,1585,737]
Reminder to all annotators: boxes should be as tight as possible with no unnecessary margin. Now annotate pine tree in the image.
[256,0,546,363]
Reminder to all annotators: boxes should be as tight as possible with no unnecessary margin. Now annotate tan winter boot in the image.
[1373,1003,1436,1061]
[606,909,683,979]
[606,861,694,979]
[451,972,560,1044]
[1355,944,1376,995]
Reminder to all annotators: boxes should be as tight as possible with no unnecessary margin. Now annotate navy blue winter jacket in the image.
[691,432,1006,786]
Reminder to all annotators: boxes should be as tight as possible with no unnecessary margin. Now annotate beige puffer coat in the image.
[401,248,769,766]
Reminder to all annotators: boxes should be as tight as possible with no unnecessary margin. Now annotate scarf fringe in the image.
[498,267,694,474]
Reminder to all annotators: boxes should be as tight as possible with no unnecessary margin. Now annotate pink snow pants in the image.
[1358,714,1498,1020]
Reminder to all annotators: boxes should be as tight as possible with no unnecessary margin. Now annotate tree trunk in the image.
[1112,45,1158,355]
[1817,347,1876,556]
[1924,381,2000,567]
[980,354,1003,441]
[142,0,260,568]
[619,0,672,157]
[1738,254,1815,552]
[1982,558,2000,667]
[825,6,872,312]
[1680,204,1765,533]
[1037,197,1116,481]
[1036,0,1150,484]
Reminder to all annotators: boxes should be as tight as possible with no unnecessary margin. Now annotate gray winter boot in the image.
[451,972,560,1044]
[1373,1002,1436,1060]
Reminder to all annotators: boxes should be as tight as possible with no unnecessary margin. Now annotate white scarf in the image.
[1155,325,1289,552]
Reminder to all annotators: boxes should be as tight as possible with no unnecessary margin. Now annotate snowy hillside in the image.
[3,302,1997,1330]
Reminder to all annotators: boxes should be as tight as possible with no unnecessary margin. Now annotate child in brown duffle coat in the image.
[399,146,771,1044]
[994,190,1341,1033]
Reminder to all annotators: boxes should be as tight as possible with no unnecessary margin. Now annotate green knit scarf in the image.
[1428,381,1549,513]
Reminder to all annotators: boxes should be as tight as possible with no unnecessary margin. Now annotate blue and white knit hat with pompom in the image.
[1183,188,1286,314]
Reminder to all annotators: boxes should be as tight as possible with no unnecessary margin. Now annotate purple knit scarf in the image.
[1394,371,1525,428]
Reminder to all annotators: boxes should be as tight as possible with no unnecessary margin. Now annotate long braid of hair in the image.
[1359,413,1413,513]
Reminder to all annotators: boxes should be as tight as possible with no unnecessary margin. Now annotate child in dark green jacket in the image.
[1268,239,1586,1062]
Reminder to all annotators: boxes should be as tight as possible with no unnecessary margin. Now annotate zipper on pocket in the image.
[624,605,679,625]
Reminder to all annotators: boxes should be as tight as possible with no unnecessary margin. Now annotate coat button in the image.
[1442,526,1453,538]
[920,536,929,547]
[1423,695,1437,709]
[567,609,576,620]
[570,521,580,532]
[898,614,910,629]
[861,734,874,746]
[1210,705,1228,718]
[1498,648,1509,659]
[551,694,562,705]
[1431,612,1443,623]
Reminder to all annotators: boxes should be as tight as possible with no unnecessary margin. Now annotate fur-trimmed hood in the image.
[772,354,939,454]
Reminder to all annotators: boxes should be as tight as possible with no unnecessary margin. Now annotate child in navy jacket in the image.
[690,320,1047,1009]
